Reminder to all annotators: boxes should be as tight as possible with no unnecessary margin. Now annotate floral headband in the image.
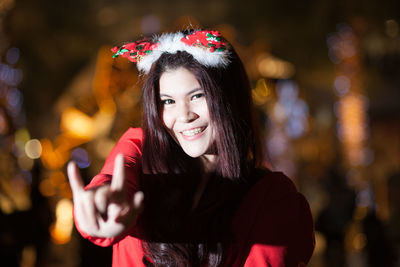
[111,30,231,74]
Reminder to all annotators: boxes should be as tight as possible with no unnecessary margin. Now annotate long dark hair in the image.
[140,36,262,266]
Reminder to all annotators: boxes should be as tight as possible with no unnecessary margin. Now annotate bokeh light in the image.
[25,139,42,159]
[5,47,20,65]
[50,198,74,245]
[61,107,94,139]
[71,147,91,168]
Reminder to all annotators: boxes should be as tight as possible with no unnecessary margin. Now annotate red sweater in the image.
[75,128,315,266]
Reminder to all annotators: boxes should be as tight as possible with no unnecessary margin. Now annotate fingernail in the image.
[116,153,124,163]
[67,161,76,172]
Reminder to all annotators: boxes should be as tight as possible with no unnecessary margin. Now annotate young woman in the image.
[68,29,315,266]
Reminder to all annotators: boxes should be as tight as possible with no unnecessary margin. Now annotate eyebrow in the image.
[159,88,203,98]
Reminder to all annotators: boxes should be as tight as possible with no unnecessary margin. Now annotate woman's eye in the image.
[191,93,204,100]
[161,99,174,105]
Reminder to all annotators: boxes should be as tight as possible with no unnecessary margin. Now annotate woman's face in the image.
[159,67,216,159]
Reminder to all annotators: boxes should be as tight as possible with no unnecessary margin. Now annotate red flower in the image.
[181,30,227,52]
[111,39,157,63]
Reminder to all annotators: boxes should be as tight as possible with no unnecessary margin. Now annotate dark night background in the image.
[1,0,399,266]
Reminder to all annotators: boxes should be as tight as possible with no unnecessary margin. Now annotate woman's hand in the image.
[68,153,144,238]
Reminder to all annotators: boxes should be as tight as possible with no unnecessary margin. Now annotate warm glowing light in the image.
[313,231,326,255]
[25,139,42,159]
[40,138,70,170]
[59,182,73,199]
[21,246,36,267]
[330,24,373,170]
[335,93,369,166]
[92,108,116,138]
[0,195,14,214]
[39,179,56,197]
[257,53,295,79]
[50,199,74,244]
[61,107,94,140]
[56,198,73,221]
[353,233,367,251]
[49,171,66,187]
[252,78,271,105]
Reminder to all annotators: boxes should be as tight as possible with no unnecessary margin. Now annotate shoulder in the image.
[119,127,144,145]
[232,170,315,265]
[233,170,302,232]
[111,128,144,157]
[242,169,312,229]
[246,169,298,201]
[99,128,144,175]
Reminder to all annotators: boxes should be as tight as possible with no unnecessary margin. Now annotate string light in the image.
[328,24,372,168]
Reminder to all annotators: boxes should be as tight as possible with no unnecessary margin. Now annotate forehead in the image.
[159,67,200,95]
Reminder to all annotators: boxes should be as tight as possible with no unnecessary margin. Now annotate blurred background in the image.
[0,0,399,266]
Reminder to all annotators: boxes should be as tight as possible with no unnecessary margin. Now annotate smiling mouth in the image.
[181,127,206,137]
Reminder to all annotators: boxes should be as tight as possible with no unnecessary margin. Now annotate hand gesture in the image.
[68,153,144,238]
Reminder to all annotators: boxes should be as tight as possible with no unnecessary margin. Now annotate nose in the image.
[176,102,198,123]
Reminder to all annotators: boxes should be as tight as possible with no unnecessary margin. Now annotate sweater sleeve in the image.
[228,172,315,267]
[74,128,144,247]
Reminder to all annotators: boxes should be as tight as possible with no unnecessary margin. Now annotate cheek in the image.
[161,109,174,130]
[199,102,211,122]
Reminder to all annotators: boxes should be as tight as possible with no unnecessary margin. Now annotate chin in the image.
[182,149,207,158]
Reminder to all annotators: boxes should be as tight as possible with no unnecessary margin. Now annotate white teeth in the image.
[182,127,204,136]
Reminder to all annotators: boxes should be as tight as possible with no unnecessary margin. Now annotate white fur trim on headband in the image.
[136,32,231,74]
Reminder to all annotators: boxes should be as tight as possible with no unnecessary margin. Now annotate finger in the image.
[115,191,144,221]
[81,191,99,231]
[94,185,110,215]
[67,161,85,196]
[111,153,126,191]
[133,191,144,210]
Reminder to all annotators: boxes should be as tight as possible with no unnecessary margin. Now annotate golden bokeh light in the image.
[252,78,271,106]
[257,53,295,79]
[40,138,70,170]
[25,139,42,159]
[61,107,94,140]
[39,179,56,197]
[49,171,66,187]
[50,198,74,245]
